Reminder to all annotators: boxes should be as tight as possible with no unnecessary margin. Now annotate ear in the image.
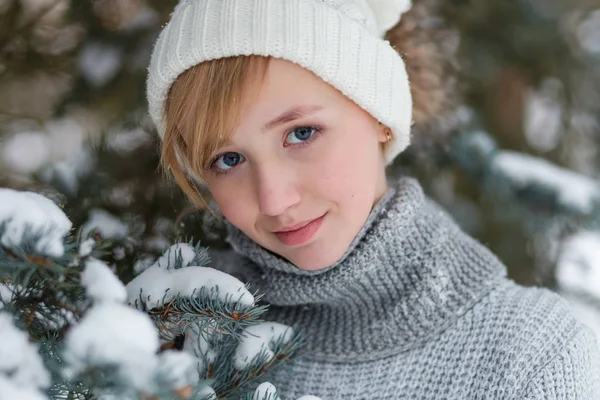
[376,122,391,143]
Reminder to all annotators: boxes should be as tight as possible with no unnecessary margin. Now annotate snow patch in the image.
[578,9,600,54]
[182,322,218,372]
[492,151,600,213]
[78,42,123,87]
[81,259,127,304]
[0,376,47,400]
[126,265,254,310]
[253,382,279,400]
[78,238,95,257]
[81,209,128,240]
[108,128,151,154]
[524,78,563,152]
[155,350,199,389]
[0,284,14,309]
[556,231,600,301]
[63,303,159,390]
[153,243,197,270]
[0,313,50,391]
[0,188,72,257]
[1,131,51,173]
[234,322,294,370]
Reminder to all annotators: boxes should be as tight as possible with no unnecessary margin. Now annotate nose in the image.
[253,161,301,217]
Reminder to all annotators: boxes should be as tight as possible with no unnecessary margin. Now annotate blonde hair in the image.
[162,55,271,208]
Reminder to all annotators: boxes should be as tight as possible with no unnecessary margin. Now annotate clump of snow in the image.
[133,255,155,274]
[63,303,159,390]
[0,284,14,309]
[556,231,600,301]
[524,78,563,152]
[81,209,128,240]
[154,243,197,270]
[1,131,51,173]
[126,265,254,310]
[45,117,86,161]
[234,323,294,370]
[0,188,72,257]
[197,383,216,400]
[578,9,600,54]
[78,42,123,87]
[155,350,199,389]
[46,147,94,195]
[491,151,600,214]
[106,186,134,208]
[0,313,50,391]
[2,117,88,178]
[78,238,95,257]
[467,131,497,156]
[108,128,151,154]
[253,382,321,400]
[253,382,279,400]
[0,376,47,400]
[182,323,218,371]
[81,259,127,304]
[35,306,75,331]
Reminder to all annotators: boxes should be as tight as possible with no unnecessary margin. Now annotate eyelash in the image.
[209,125,323,177]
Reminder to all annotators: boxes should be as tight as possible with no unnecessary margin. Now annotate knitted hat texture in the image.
[147,0,413,164]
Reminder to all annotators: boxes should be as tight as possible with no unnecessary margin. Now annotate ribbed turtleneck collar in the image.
[225,177,507,362]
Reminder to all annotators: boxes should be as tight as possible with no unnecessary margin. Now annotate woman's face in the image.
[205,58,389,271]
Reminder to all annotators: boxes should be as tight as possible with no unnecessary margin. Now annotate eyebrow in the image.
[263,105,324,132]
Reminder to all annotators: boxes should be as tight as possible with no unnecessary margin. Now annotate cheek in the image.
[303,125,381,201]
[208,183,255,232]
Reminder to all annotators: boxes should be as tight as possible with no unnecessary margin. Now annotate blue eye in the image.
[213,152,245,171]
[285,126,316,145]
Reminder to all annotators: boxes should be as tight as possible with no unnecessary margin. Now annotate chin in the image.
[287,243,348,271]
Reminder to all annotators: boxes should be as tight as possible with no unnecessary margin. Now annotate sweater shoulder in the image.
[522,325,600,399]
[458,280,599,393]
[469,280,584,353]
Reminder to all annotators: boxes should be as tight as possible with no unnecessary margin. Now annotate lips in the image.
[274,213,326,246]
[275,218,317,233]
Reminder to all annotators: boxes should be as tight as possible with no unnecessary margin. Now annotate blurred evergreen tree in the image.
[0,0,599,349]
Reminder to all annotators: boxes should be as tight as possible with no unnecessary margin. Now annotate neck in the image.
[225,177,507,362]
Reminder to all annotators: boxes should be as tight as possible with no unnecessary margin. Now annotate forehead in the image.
[242,59,342,115]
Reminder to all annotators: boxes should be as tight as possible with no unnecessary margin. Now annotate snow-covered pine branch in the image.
[0,313,50,400]
[0,188,72,258]
[126,243,307,399]
[0,189,203,399]
[454,131,600,217]
[556,230,600,301]
[0,188,309,399]
[245,382,322,400]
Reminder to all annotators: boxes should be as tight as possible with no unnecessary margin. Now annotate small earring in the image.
[379,122,392,142]
[385,128,392,142]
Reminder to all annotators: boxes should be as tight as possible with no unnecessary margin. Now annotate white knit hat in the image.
[147,0,413,165]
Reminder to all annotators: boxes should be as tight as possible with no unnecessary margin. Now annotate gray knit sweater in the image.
[222,177,600,399]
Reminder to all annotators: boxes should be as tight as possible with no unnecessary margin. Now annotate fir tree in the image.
[0,188,309,400]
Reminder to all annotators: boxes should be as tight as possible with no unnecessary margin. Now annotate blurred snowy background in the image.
[0,0,599,341]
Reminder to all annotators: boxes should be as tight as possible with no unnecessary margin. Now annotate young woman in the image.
[146,0,600,398]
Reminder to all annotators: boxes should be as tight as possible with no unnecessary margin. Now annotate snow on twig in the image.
[125,265,254,310]
[234,322,294,370]
[556,230,600,301]
[0,313,50,397]
[81,259,127,304]
[0,188,72,257]
[492,151,600,214]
